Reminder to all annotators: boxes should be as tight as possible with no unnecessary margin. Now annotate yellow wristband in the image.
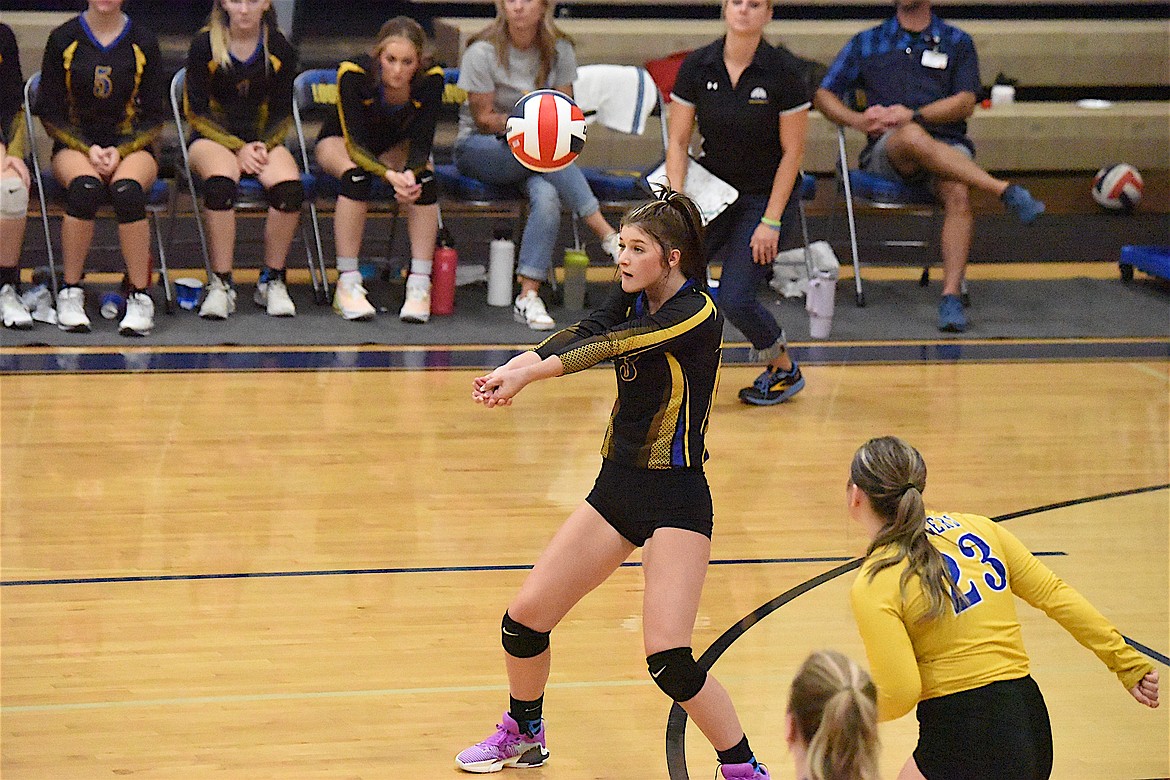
[760,216,783,231]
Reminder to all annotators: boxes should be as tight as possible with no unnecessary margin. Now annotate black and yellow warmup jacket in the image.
[34,15,165,156]
[318,55,443,177]
[535,280,722,470]
[0,22,26,156]
[183,28,297,151]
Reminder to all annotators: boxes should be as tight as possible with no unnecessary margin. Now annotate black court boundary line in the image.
[665,483,1170,780]
[0,556,860,588]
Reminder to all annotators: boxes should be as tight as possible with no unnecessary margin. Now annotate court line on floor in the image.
[0,556,864,587]
[1,338,1167,374]
[665,482,1170,780]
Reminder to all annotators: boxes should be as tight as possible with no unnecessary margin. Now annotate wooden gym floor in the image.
[1,345,1167,779]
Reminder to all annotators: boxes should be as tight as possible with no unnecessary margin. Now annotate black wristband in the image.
[912,110,925,124]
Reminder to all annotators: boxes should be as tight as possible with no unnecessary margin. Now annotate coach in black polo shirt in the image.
[816,0,1045,333]
[667,0,811,407]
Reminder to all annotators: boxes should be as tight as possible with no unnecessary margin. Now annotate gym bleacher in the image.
[3,0,1167,300]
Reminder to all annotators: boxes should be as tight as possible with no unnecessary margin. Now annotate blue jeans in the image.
[454,134,602,282]
[705,191,801,352]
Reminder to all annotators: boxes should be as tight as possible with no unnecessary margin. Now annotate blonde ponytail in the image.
[789,650,880,780]
[852,436,960,622]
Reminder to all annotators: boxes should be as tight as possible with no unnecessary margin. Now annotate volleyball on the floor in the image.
[1091,163,1144,212]
[505,89,587,173]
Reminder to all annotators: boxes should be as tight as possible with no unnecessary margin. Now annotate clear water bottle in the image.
[562,248,588,310]
[487,227,515,307]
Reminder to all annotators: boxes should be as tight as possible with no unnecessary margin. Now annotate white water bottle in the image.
[487,229,515,307]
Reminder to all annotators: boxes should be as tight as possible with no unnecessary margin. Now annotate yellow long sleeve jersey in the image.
[850,511,1153,722]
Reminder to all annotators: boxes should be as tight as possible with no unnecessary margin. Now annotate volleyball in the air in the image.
[505,89,587,173]
[1092,163,1144,212]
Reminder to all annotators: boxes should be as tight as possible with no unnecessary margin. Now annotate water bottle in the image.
[100,291,126,320]
[431,228,458,316]
[562,248,589,310]
[487,228,515,307]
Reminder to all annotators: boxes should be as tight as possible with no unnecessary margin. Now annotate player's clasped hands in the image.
[236,141,268,175]
[472,371,514,408]
[385,169,420,205]
[1130,670,1160,708]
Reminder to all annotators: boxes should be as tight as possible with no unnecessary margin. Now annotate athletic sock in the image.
[509,695,543,736]
[410,258,432,277]
[336,256,359,274]
[717,734,756,768]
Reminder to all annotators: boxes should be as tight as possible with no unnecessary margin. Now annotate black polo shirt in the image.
[671,38,810,196]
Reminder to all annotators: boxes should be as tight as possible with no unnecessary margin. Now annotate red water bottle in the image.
[431,227,457,316]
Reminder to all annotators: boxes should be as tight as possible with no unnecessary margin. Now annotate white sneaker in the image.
[255,275,296,317]
[56,286,91,332]
[21,285,58,324]
[514,290,555,330]
[333,271,375,320]
[199,275,236,320]
[0,283,33,329]
[601,232,621,264]
[119,291,154,336]
[399,274,431,323]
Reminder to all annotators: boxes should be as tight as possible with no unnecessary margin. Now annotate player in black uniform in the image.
[457,189,772,780]
[34,0,166,336]
[184,0,302,320]
[314,16,443,323]
[0,22,33,330]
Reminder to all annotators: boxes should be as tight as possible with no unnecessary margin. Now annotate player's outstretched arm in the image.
[473,353,564,407]
[1130,670,1160,708]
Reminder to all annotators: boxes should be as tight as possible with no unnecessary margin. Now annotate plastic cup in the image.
[174,278,203,311]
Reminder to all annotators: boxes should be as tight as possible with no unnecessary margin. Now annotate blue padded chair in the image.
[834,126,948,307]
[25,73,175,312]
[170,68,328,304]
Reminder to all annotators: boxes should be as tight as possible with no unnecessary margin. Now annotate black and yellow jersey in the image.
[318,55,443,177]
[183,27,297,151]
[0,22,26,157]
[34,14,165,156]
[534,280,722,470]
[851,510,1154,722]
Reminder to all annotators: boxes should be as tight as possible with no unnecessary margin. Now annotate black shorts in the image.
[317,115,406,157]
[52,140,157,162]
[914,675,1053,780]
[585,459,712,547]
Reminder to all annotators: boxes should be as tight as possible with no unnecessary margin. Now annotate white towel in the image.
[572,64,658,136]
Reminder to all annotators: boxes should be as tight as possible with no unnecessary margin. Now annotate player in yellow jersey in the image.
[846,436,1159,780]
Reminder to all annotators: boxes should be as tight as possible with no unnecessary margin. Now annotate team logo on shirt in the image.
[749,86,768,104]
[616,356,638,382]
[705,81,719,91]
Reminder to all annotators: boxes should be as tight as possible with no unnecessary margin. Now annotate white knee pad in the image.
[0,176,29,219]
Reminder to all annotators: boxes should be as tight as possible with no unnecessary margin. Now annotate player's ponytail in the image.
[851,436,960,622]
[622,184,708,285]
[788,650,880,780]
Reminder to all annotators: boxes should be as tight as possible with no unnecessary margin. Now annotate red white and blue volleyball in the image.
[1092,163,1144,212]
[506,89,587,173]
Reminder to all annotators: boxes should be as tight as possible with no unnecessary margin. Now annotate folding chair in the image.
[25,73,175,313]
[170,68,328,305]
[833,125,950,308]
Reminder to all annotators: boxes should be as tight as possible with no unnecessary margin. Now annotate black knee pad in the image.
[501,611,550,659]
[109,179,146,224]
[202,175,237,211]
[415,170,438,206]
[647,647,707,703]
[339,167,372,202]
[64,175,104,220]
[266,179,304,212]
